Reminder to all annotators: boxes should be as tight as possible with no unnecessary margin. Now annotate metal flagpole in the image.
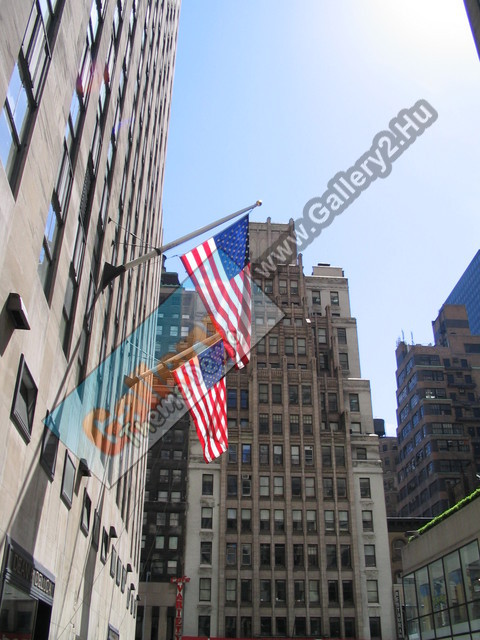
[101,200,262,290]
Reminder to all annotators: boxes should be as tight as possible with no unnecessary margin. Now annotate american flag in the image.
[181,215,251,368]
[172,340,228,463]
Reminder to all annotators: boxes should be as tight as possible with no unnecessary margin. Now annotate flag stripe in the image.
[172,346,228,464]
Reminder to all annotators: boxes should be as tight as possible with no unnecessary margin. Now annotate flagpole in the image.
[124,332,223,388]
[101,200,262,290]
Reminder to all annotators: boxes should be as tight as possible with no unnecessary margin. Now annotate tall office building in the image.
[444,249,480,335]
[180,220,395,640]
[395,304,480,518]
[0,1,180,638]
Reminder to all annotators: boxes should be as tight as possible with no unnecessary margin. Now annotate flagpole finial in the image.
[256,200,262,206]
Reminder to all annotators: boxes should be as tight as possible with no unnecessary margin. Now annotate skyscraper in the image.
[0,1,180,637]
[395,304,480,518]
[180,220,395,640]
[444,249,480,335]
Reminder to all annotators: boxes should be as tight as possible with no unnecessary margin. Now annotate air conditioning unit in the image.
[242,474,251,480]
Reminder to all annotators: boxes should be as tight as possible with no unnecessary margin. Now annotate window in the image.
[242,543,252,566]
[323,477,334,498]
[306,510,317,532]
[365,544,376,567]
[200,541,212,565]
[303,414,313,435]
[11,355,38,441]
[242,443,251,464]
[309,580,320,604]
[294,580,305,603]
[325,510,335,532]
[285,337,294,355]
[273,476,284,496]
[201,507,213,529]
[291,445,300,466]
[290,414,299,435]
[356,447,367,460]
[40,420,59,479]
[260,543,271,566]
[302,384,312,405]
[367,580,379,603]
[337,477,347,498]
[259,443,269,465]
[198,616,210,637]
[318,327,327,343]
[272,413,282,434]
[289,384,299,405]
[274,509,284,532]
[343,580,354,605]
[272,383,282,403]
[297,338,306,355]
[241,508,251,532]
[337,327,347,344]
[260,580,271,603]
[298,445,311,468]
[101,527,109,563]
[328,580,339,604]
[273,445,283,465]
[240,388,249,409]
[339,510,349,532]
[349,393,360,412]
[225,616,236,638]
[322,445,332,467]
[327,544,337,569]
[339,352,349,370]
[80,489,91,534]
[241,579,252,603]
[61,451,76,508]
[227,388,237,408]
[291,476,302,497]
[360,477,371,498]
[226,542,237,565]
[259,413,269,434]
[335,445,345,467]
[369,617,382,640]
[259,383,268,403]
[308,544,318,568]
[293,544,304,567]
[260,509,270,531]
[328,393,338,412]
[274,544,285,567]
[259,475,270,497]
[362,510,374,531]
[202,474,213,495]
[226,579,237,602]
[305,477,315,498]
[269,336,278,354]
[292,509,302,532]
[341,544,351,568]
[330,291,339,305]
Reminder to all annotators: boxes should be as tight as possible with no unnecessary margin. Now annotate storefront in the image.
[0,537,55,639]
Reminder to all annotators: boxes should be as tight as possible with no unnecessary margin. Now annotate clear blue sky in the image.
[162,0,480,435]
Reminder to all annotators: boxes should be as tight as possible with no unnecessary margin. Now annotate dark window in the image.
[11,355,38,442]
[200,541,212,565]
[260,543,271,566]
[40,420,59,479]
[337,327,347,344]
[272,383,282,403]
[202,473,213,495]
[275,544,285,566]
[61,451,76,508]
[328,392,338,412]
[328,580,339,604]
[80,489,91,534]
[201,507,212,529]
[302,384,312,405]
[259,413,269,433]
[360,477,371,498]
[326,544,337,569]
[343,580,354,605]
[227,388,237,408]
[198,616,210,636]
[259,383,268,403]
[241,579,252,603]
[341,544,351,568]
[289,385,299,404]
[240,388,249,409]
[349,393,360,412]
[227,475,237,497]
[291,476,302,497]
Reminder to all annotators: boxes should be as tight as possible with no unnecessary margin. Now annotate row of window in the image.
[225,507,353,534]
[217,614,360,639]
